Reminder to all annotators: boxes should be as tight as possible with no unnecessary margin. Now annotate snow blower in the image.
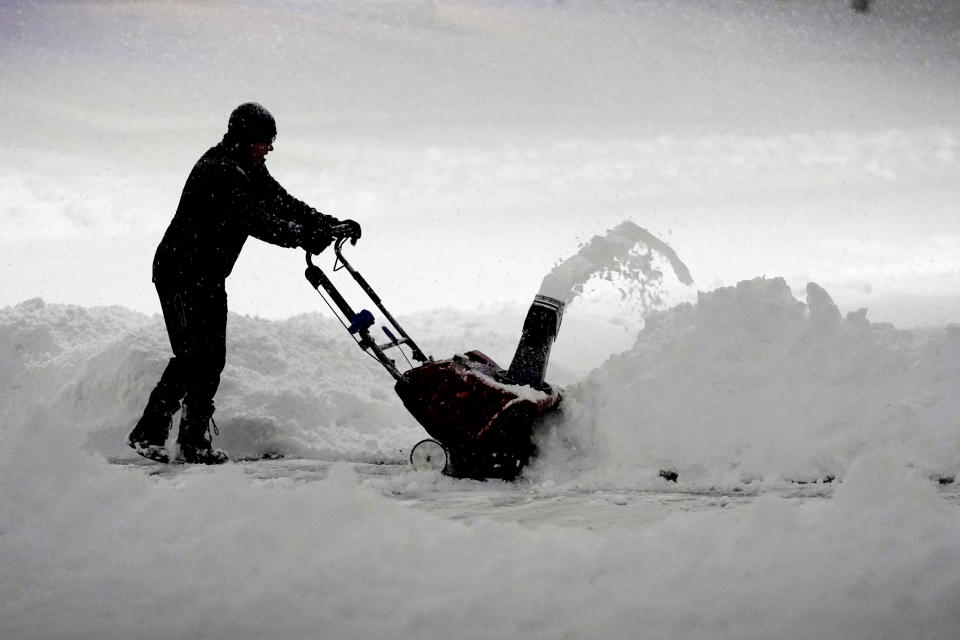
[305,239,564,480]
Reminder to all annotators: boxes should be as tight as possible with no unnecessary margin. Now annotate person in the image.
[127,102,360,464]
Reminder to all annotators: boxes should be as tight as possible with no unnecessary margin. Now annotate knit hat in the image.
[226,102,277,144]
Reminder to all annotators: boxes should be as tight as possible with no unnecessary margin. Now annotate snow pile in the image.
[538,277,960,487]
[4,271,959,487]
[0,298,153,428]
[0,298,424,462]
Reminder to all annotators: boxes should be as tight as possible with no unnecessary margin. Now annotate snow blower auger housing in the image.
[305,240,564,480]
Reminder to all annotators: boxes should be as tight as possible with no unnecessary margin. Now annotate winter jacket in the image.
[153,140,335,285]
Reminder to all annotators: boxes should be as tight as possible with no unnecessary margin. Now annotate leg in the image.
[171,280,229,464]
[127,281,193,461]
[177,283,227,422]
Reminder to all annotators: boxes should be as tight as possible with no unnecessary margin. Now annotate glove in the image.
[301,224,333,255]
[330,219,362,245]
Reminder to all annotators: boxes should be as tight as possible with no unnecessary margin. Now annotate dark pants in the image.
[147,276,228,421]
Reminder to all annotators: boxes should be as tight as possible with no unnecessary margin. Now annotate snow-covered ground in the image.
[2,0,960,638]
[3,275,960,638]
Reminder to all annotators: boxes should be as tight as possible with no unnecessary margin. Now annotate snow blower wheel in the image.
[410,439,448,473]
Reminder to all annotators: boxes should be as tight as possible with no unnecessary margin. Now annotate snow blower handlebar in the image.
[305,239,429,382]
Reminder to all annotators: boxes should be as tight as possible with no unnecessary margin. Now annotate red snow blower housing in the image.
[305,239,564,480]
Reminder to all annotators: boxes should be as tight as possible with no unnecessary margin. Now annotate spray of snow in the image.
[539,220,693,315]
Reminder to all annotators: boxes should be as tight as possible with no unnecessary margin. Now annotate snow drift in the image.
[0,298,423,462]
[538,277,960,487]
[2,278,960,639]
[3,274,959,485]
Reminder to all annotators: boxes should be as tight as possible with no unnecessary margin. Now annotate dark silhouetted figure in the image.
[128,102,361,464]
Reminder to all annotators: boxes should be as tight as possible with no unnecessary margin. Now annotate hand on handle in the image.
[330,219,362,245]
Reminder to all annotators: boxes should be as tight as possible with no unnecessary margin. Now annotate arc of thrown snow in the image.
[538,220,693,306]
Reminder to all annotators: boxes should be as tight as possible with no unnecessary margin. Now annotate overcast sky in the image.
[2,0,958,323]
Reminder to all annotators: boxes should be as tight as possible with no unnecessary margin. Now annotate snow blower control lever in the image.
[305,239,429,382]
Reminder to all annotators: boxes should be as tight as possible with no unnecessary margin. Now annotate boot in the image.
[176,405,228,465]
[127,391,178,463]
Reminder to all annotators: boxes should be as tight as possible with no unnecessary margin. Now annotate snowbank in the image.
[0,298,426,462]
[540,277,960,487]
[2,279,960,638]
[3,275,959,484]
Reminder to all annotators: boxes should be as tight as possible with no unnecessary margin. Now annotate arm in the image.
[210,161,332,250]
[236,168,332,248]
[254,169,362,249]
